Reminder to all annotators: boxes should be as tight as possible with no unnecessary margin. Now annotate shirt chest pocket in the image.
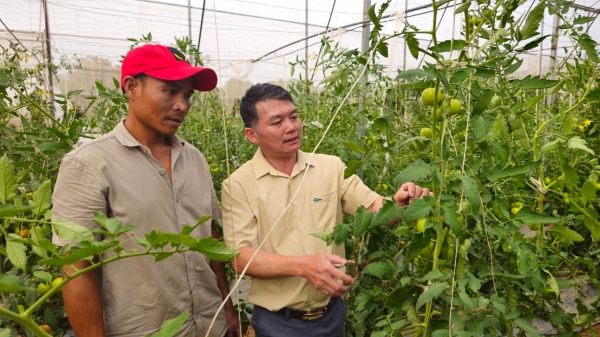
[308,190,339,232]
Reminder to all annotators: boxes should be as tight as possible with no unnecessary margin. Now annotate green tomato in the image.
[595,183,600,190]
[510,207,520,215]
[413,140,427,151]
[420,127,434,139]
[448,99,461,115]
[544,177,552,185]
[434,107,444,122]
[37,283,52,295]
[419,242,435,258]
[52,277,63,289]
[542,287,560,300]
[416,218,428,232]
[421,88,443,107]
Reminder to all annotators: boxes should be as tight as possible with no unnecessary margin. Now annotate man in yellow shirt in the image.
[222,83,431,336]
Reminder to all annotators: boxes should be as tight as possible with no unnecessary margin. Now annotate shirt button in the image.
[159,171,165,175]
[307,250,311,254]
[299,225,304,230]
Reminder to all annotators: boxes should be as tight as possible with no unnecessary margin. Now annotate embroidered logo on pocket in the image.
[313,197,323,203]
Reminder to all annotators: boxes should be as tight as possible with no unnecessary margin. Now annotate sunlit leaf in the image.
[30,180,52,216]
[309,232,333,246]
[6,234,27,271]
[0,154,16,204]
[146,311,190,337]
[416,282,447,309]
[53,218,95,243]
[354,206,374,238]
[487,161,540,181]
[515,209,558,224]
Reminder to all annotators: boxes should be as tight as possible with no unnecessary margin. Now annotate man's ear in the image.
[244,127,259,145]
[123,76,139,100]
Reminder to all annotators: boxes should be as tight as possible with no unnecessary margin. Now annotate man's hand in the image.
[394,182,432,207]
[301,254,355,298]
[224,306,241,337]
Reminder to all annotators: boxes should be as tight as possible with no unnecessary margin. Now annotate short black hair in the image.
[239,83,294,128]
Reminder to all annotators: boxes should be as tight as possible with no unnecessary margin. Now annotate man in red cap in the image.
[52,44,239,337]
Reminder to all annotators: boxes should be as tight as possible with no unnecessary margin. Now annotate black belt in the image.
[275,297,338,321]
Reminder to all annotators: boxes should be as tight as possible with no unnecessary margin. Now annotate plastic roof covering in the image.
[1,0,600,97]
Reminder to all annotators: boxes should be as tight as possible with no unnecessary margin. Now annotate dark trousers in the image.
[251,299,346,337]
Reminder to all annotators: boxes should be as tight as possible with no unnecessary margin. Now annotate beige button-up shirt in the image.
[52,121,226,337]
[221,149,379,312]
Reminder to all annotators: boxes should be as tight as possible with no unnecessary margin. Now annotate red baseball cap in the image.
[120,44,217,91]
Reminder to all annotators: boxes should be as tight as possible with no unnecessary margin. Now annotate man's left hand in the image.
[394,182,432,207]
[225,306,241,337]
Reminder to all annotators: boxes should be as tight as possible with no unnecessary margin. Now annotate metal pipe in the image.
[252,2,434,63]
[42,0,55,117]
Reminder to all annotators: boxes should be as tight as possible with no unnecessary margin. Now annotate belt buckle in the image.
[302,307,327,321]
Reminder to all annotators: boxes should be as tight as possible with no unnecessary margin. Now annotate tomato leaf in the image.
[0,154,16,205]
[405,33,420,59]
[518,0,545,41]
[371,199,403,227]
[550,226,584,242]
[582,180,596,205]
[515,318,542,337]
[0,274,33,293]
[541,139,564,153]
[333,223,352,246]
[6,234,27,271]
[190,237,238,262]
[519,36,550,54]
[514,75,559,89]
[93,212,122,234]
[146,311,190,337]
[487,161,540,182]
[434,40,467,52]
[561,164,579,185]
[367,3,381,29]
[353,206,374,238]
[580,35,600,63]
[459,176,480,216]
[362,261,394,279]
[394,160,432,186]
[567,136,594,155]
[441,206,462,235]
[342,140,365,155]
[416,282,447,310]
[30,180,52,216]
[30,226,50,257]
[402,198,434,222]
[53,218,95,243]
[405,234,431,261]
[309,232,333,246]
[515,209,558,224]
[0,204,32,218]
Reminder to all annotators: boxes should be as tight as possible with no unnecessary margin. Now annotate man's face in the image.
[248,99,302,158]
[128,76,194,137]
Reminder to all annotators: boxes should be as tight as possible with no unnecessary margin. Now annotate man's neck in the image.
[123,118,172,151]
[262,150,298,177]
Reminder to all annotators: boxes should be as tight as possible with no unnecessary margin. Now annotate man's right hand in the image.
[301,254,355,298]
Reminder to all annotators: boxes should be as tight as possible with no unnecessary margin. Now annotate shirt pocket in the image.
[309,190,339,232]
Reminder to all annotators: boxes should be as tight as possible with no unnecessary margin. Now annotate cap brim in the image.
[144,66,218,92]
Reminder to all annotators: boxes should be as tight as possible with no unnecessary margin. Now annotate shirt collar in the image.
[252,149,315,179]
[113,119,185,150]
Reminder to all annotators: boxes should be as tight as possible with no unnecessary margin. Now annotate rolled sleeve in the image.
[340,173,380,215]
[221,179,258,250]
[52,155,107,245]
